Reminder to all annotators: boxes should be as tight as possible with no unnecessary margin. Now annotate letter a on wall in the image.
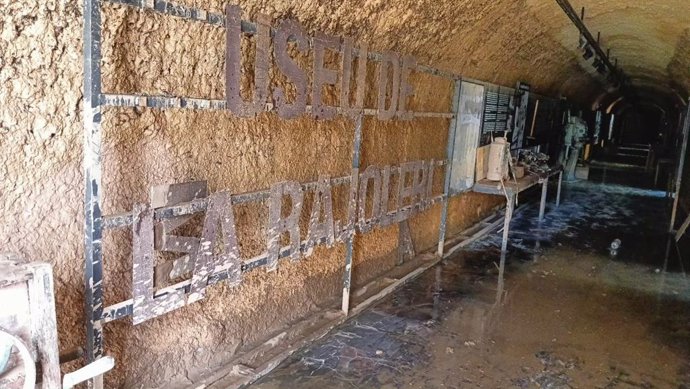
[188,192,243,304]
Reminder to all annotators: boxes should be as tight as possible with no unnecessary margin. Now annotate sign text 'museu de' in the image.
[225,5,418,121]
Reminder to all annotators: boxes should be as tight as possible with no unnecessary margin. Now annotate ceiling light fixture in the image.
[582,46,594,61]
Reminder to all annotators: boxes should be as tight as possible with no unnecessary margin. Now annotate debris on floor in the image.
[253,177,690,389]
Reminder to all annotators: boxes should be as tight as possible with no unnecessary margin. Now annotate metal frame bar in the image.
[101,93,455,118]
[102,175,354,229]
[665,105,690,262]
[437,80,462,257]
[83,0,104,366]
[556,171,563,207]
[342,114,363,315]
[500,195,515,257]
[538,177,549,222]
[84,0,463,371]
[102,195,446,324]
[554,0,624,86]
[495,192,516,301]
[102,0,459,81]
[670,104,690,233]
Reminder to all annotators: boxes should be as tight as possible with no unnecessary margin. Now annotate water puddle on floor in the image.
[252,179,690,389]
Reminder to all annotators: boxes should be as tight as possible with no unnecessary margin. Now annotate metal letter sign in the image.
[188,192,242,304]
[267,182,305,271]
[305,178,337,256]
[119,160,446,325]
[132,204,185,325]
[84,0,462,367]
[225,5,270,117]
[377,52,401,120]
[273,19,309,119]
[313,32,341,119]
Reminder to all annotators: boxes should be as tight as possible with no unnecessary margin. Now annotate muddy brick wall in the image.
[1,1,604,388]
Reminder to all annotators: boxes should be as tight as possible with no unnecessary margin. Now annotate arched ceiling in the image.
[527,0,690,109]
[183,0,689,112]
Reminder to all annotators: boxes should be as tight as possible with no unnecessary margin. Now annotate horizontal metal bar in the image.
[102,175,353,230]
[412,111,455,119]
[618,146,650,151]
[102,0,458,81]
[106,0,225,27]
[417,64,459,81]
[615,153,647,158]
[103,159,447,230]
[100,193,444,324]
[101,94,226,110]
[101,93,454,118]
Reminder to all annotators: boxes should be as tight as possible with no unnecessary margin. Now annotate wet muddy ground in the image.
[251,169,690,389]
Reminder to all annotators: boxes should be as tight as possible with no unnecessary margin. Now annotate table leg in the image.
[501,193,515,256]
[497,193,515,302]
[655,163,661,187]
[556,171,563,208]
[539,178,548,222]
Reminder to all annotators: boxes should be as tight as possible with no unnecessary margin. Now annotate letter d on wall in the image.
[377,52,401,121]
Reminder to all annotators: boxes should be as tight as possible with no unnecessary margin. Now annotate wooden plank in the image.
[473,174,540,196]
[28,262,61,388]
[475,145,491,182]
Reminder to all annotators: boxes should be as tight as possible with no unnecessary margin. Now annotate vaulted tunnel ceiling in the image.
[103,0,689,114]
[280,0,690,112]
[526,0,690,111]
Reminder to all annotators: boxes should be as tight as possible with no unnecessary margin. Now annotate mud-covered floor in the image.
[251,167,690,389]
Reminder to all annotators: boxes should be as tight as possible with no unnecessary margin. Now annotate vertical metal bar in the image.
[500,193,515,256]
[83,0,104,365]
[437,80,462,257]
[501,192,515,253]
[529,99,540,137]
[539,178,548,222]
[342,114,363,315]
[431,265,442,321]
[496,192,515,302]
[669,104,690,233]
[556,171,563,207]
